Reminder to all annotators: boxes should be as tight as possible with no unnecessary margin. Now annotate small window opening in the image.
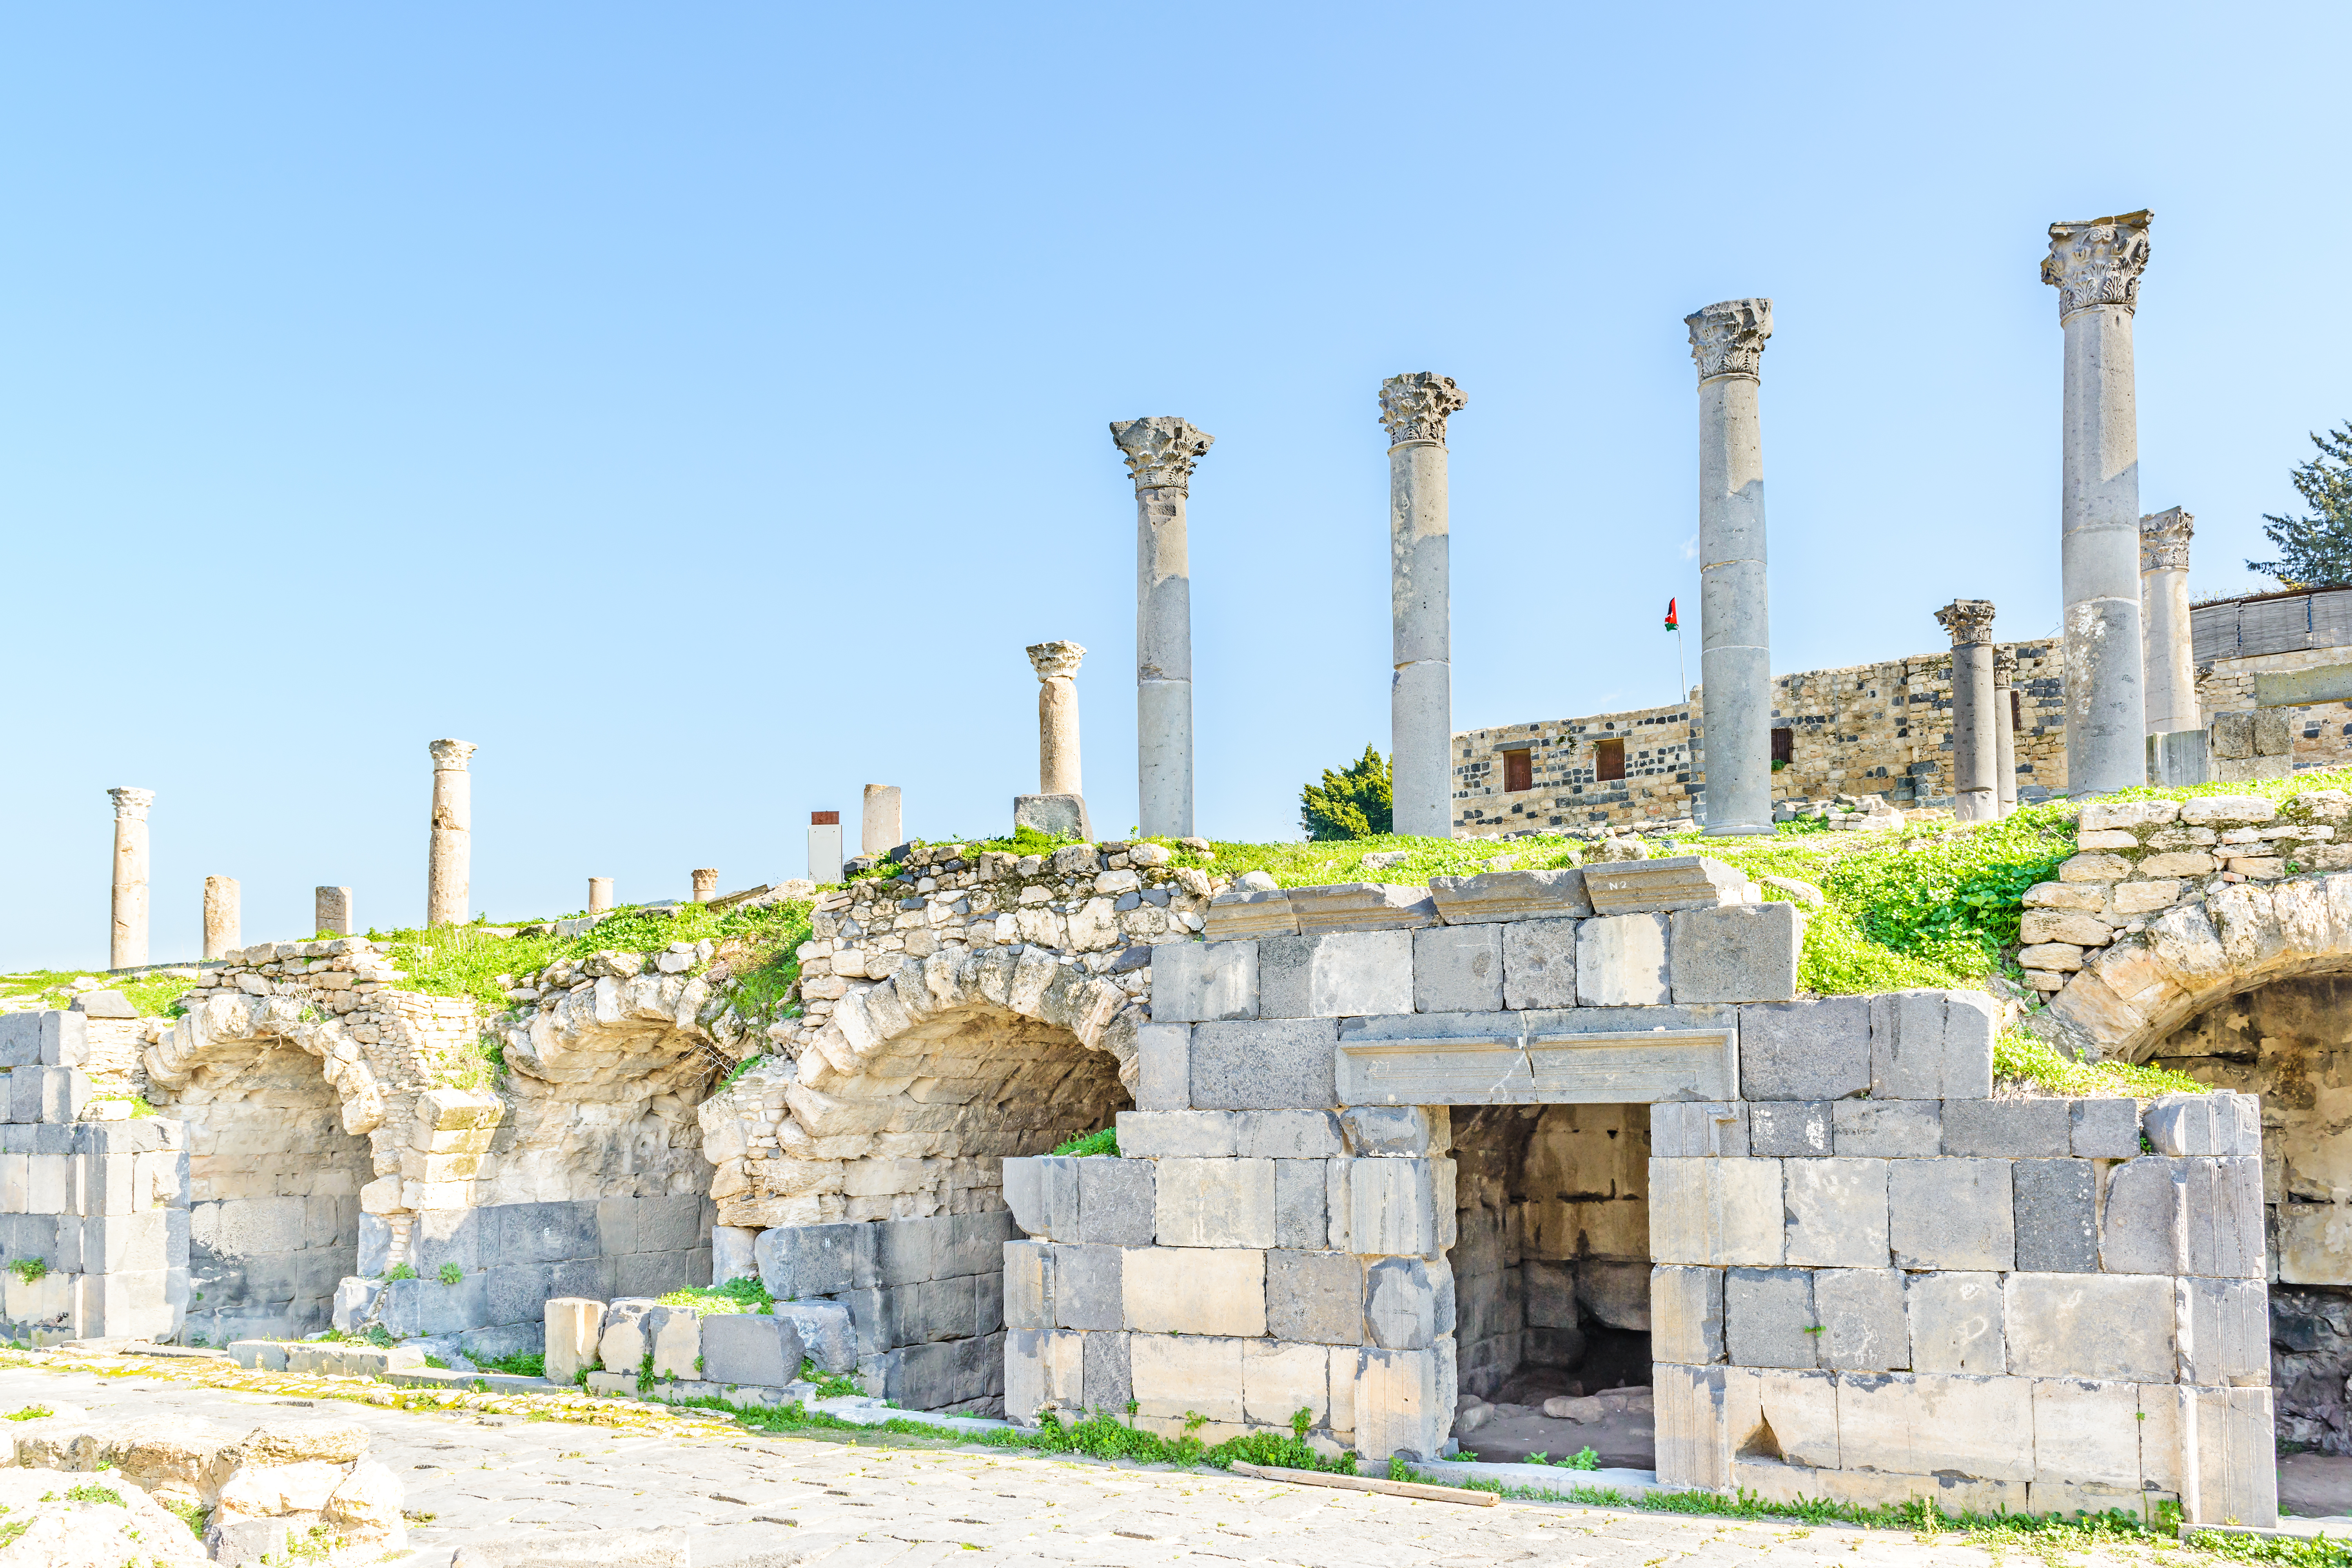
[1595,738,1626,782]
[1770,727,1794,767]
[1503,749,1533,792]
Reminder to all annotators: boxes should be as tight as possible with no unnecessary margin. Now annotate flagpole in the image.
[1677,628,1687,706]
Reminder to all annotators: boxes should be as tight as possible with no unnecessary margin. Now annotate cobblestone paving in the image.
[0,1358,2156,1567]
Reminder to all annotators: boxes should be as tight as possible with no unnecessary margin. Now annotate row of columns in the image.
[107,787,358,968]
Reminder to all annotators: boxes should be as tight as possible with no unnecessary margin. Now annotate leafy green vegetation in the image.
[2248,420,2352,588]
[437,1262,465,1286]
[383,1263,417,1282]
[1049,1127,1118,1158]
[1995,1025,2205,1098]
[7,1259,45,1285]
[1300,746,1394,840]
[474,1349,546,1378]
[60,1482,124,1506]
[658,1276,773,1316]
[0,968,201,1018]
[4,1405,51,1421]
[799,1358,862,1399]
[160,1497,208,1538]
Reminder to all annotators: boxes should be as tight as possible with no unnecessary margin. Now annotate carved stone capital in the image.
[2043,211,2151,318]
[429,739,477,771]
[1936,599,1998,647]
[107,786,155,820]
[2141,506,2194,573]
[1686,299,1772,383]
[1378,372,1468,446]
[1110,417,1214,493]
[1993,646,2017,684]
[1026,640,1086,682]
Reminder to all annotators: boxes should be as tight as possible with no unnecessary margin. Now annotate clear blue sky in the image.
[5,3,2345,970]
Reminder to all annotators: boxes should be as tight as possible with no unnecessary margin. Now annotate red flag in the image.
[1664,597,1679,631]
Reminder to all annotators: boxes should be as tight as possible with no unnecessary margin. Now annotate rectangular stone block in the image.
[1650,1157,1782,1267]
[1414,925,1505,1013]
[1259,930,1413,1020]
[1082,1329,1131,1413]
[1122,1246,1264,1336]
[1004,1240,1053,1330]
[1427,867,1592,924]
[1814,1269,1907,1371]
[1867,990,1996,1100]
[1830,1100,1940,1158]
[1651,1264,1725,1364]
[2177,1276,2269,1387]
[1363,1255,1452,1350]
[1134,1024,1191,1112]
[1189,1018,1338,1111]
[1906,1271,2004,1374]
[1349,1158,1440,1258]
[1000,1156,1074,1241]
[1238,1110,1344,1159]
[2143,1091,2261,1156]
[1723,1365,1842,1469]
[1739,998,1869,1101]
[543,1297,606,1384]
[1888,1158,2013,1270]
[2006,1273,2177,1382]
[2013,1160,2098,1272]
[1149,940,1258,1023]
[1783,1158,1889,1268]
[2029,1376,2146,1489]
[2071,1098,2144,1159]
[2187,1157,2266,1278]
[1077,1158,1155,1247]
[1155,1159,1275,1249]
[0,1014,38,1070]
[1498,919,1579,1009]
[1005,1328,1083,1423]
[1748,1101,1831,1158]
[1114,1110,1240,1159]
[1203,889,1297,941]
[1130,1332,1245,1423]
[1575,913,1669,1006]
[1583,856,1753,915]
[2184,1385,2279,1527]
[2101,1158,2187,1274]
[38,1013,86,1068]
[1286,882,1437,933]
[1340,1105,1449,1156]
[1835,1371,2034,1482]
[1353,1345,1445,1460]
[1243,1339,1329,1427]
[699,1312,804,1388]
[1942,1098,2071,1158]
[1050,1243,1123,1332]
[1654,1362,1731,1489]
[1670,902,1800,1005]
[1274,1159,1327,1250]
[1724,1267,1816,1368]
[1267,1249,1361,1345]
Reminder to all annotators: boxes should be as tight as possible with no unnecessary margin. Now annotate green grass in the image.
[4,1405,50,1421]
[1049,1127,1118,1157]
[2096,763,2352,813]
[658,1276,773,1316]
[1996,1025,2208,1097]
[474,1349,546,1378]
[0,967,201,1018]
[800,1358,862,1399]
[160,1497,208,1539]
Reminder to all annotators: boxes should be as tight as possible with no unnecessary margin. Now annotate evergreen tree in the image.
[2247,422,2352,588]
[1299,746,1393,840]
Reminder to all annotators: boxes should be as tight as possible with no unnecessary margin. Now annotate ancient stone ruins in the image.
[3,209,2343,1535]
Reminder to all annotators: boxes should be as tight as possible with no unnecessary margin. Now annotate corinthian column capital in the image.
[1686,299,1772,383]
[1936,599,1998,647]
[1026,640,1085,681]
[429,739,477,770]
[2043,211,2152,318]
[1378,373,1467,446]
[2140,506,2194,572]
[1110,417,1214,493]
[108,786,155,820]
[1994,646,2018,685]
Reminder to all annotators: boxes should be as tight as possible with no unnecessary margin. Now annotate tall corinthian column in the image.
[2141,506,2198,736]
[426,739,476,928]
[1027,641,1086,796]
[108,787,155,969]
[1379,373,1466,838]
[1111,417,1212,838]
[2044,210,2153,795]
[1937,600,2000,822]
[1686,301,1775,837]
[1993,648,2019,817]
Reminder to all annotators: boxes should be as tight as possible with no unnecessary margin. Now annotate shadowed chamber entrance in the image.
[2149,975,2352,1490]
[1447,1103,1652,1467]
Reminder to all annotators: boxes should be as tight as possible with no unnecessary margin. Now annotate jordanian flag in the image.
[1664,597,1679,631]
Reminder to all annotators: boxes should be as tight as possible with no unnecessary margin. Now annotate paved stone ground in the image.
[0,1357,2305,1568]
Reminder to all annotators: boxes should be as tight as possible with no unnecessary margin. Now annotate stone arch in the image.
[701,946,1143,1230]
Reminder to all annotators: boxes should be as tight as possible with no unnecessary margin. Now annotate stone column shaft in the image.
[1938,600,2000,822]
[691,868,719,903]
[1112,417,1212,839]
[1993,650,2019,817]
[108,787,154,970]
[2141,506,2199,737]
[2046,211,2152,795]
[808,811,843,884]
[1027,641,1086,796]
[316,886,354,936]
[426,740,475,928]
[203,875,239,961]
[588,877,613,915]
[1380,374,1466,838]
[1687,301,1775,836]
[862,785,902,858]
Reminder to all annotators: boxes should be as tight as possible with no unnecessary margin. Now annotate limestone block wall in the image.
[0,1011,188,1343]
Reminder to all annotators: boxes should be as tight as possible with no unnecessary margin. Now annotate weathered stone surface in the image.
[544,1298,605,1386]
[2070,1098,2143,1158]
[1131,1332,1245,1423]
[1339,1106,1448,1156]
[1651,1264,1725,1364]
[1353,1344,1448,1461]
[1149,941,1257,1022]
[1576,913,1669,1006]
[1077,1158,1156,1247]
[1115,1111,1239,1158]
[1122,1247,1263,1336]
[773,1300,855,1373]
[1815,1268,1908,1371]
[1082,1329,1131,1411]
[1258,931,1412,1020]
[1739,997,1869,1101]
[1669,902,1800,1004]
[2176,1275,2269,1387]
[1189,1018,1338,1110]
[1363,1256,1453,1350]
[1286,883,1437,933]
[1724,1268,1817,1369]
[1427,869,1592,924]
[1830,1100,1940,1158]
[1747,1101,1830,1157]
[2011,1159,2098,1272]
[1002,1240,1052,1330]
[1154,1158,1276,1249]
[1049,1244,1124,1332]
[1906,1271,2004,1374]
[2031,1376,2143,1488]
[699,1312,804,1388]
[1650,1157,1782,1266]
[1867,991,1996,1100]
[1006,1327,1080,1421]
[1782,1158,1889,1268]
[1267,1249,1361,1345]
[1499,920,1580,1009]
[1350,1158,1441,1258]
[2005,1273,2176,1382]
[2100,1157,2188,1274]
[1650,1102,1749,1158]
[2143,1091,2261,1156]
[1414,925,1504,1013]
[2185,1384,2281,1526]
[1888,1159,2013,1270]
[1274,1159,1327,1249]
[1941,1098,2071,1158]
[1238,1109,1344,1160]
[1583,857,1753,915]
[1835,1371,2033,1482]
[1204,889,1296,941]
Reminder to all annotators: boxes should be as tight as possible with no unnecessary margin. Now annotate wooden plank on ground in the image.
[1226,1461,1501,1506]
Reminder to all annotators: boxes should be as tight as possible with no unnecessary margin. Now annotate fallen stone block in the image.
[1427,868,1592,924]
[1583,856,1755,915]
